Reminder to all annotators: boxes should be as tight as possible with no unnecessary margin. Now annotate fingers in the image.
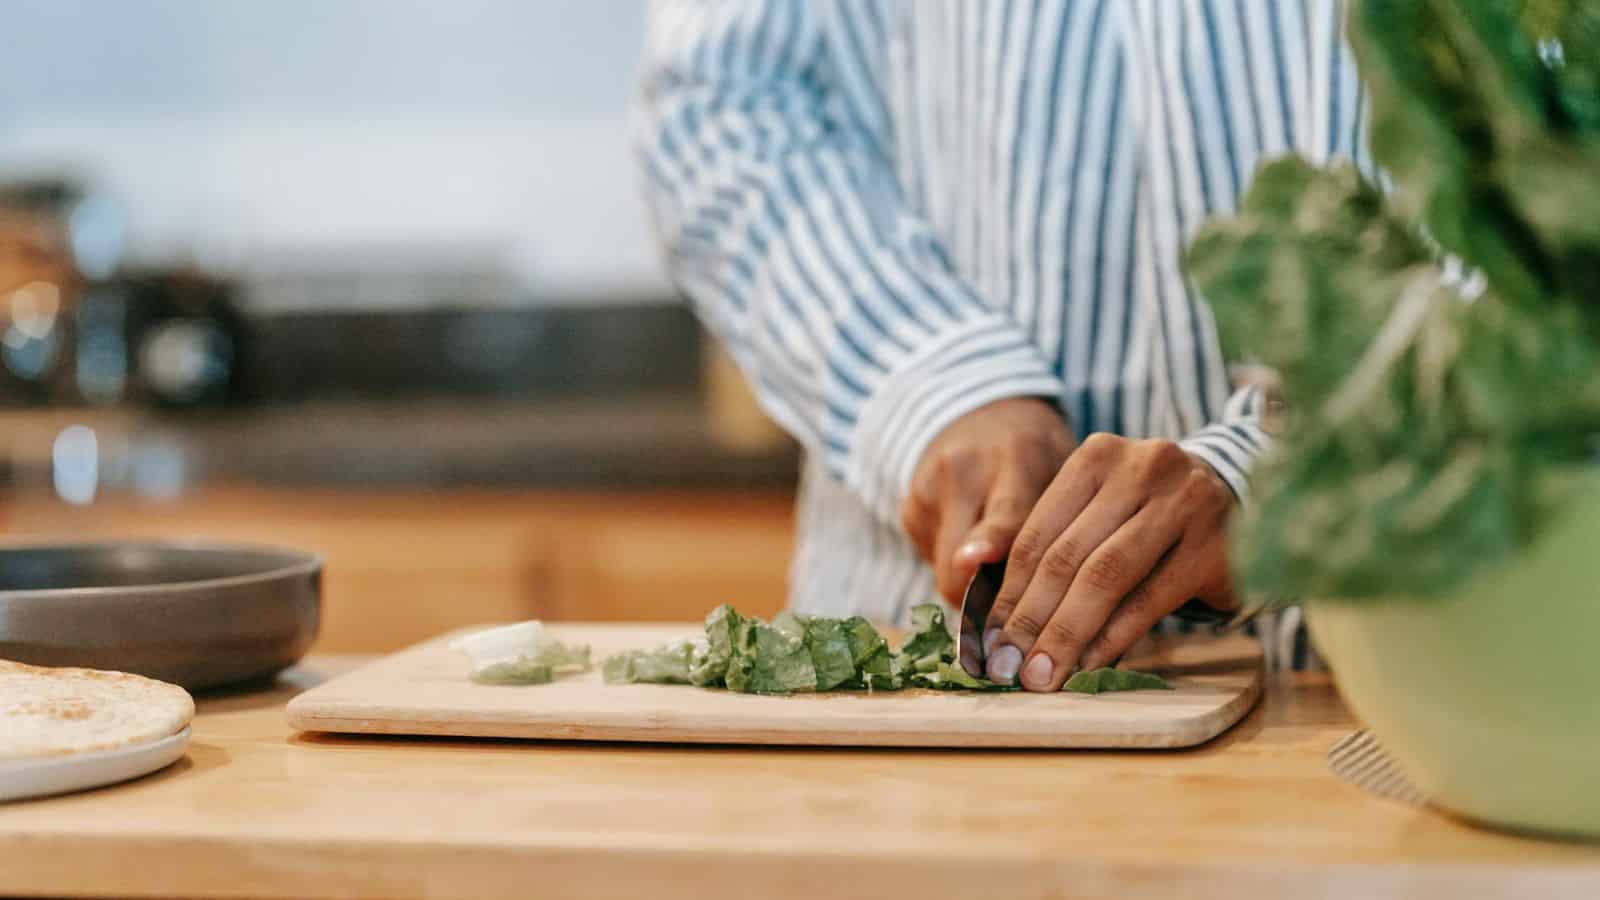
[952,433,1236,690]
[1069,473,1234,673]
[982,441,1110,644]
[900,398,1077,607]
[991,488,1140,666]
[1006,502,1185,689]
[947,467,1039,593]
[1077,535,1214,672]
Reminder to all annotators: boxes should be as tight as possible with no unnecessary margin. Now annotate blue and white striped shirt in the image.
[637,0,1366,663]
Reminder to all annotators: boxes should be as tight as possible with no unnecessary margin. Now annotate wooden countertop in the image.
[1,657,1596,900]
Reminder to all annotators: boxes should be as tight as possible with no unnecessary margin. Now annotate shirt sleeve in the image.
[1170,0,1370,502]
[634,0,1065,526]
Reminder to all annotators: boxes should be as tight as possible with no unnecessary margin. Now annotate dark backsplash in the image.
[241,302,704,403]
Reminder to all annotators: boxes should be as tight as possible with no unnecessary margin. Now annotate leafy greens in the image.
[603,604,1171,695]
[460,630,593,685]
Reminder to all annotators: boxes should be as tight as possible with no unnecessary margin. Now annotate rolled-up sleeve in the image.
[635,0,1063,525]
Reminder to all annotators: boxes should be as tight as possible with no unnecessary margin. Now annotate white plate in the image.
[0,726,192,803]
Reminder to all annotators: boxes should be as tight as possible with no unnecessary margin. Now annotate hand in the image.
[982,434,1237,691]
[900,398,1074,606]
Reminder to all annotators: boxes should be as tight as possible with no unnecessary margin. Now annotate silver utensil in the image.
[957,561,1005,676]
[0,541,321,690]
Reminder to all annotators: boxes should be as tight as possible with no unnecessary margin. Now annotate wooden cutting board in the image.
[286,624,1263,749]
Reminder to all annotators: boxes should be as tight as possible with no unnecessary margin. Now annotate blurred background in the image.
[0,0,798,649]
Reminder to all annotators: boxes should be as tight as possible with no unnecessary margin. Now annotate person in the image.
[636,0,1368,687]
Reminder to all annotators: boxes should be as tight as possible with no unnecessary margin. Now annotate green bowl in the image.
[1306,484,1600,839]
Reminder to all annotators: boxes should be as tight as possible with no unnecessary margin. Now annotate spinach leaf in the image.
[472,660,555,685]
[602,640,697,685]
[726,619,817,694]
[1063,668,1173,694]
[466,635,591,686]
[604,604,1170,696]
[897,604,955,663]
[912,662,1016,692]
[688,604,743,687]
[799,618,861,691]
[842,616,897,688]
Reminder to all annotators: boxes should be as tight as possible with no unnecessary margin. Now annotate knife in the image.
[956,561,1006,677]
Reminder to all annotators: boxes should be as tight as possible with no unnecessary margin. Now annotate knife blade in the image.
[956,561,1006,676]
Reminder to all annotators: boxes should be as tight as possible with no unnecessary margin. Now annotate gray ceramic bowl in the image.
[0,541,321,691]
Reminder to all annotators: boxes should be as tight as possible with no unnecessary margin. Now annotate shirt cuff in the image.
[1178,421,1271,504]
[845,315,1065,525]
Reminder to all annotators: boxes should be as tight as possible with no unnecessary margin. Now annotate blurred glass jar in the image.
[123,271,250,410]
[0,178,248,410]
[0,181,82,405]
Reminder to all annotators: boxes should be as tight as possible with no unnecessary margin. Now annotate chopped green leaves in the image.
[464,609,1174,695]
[1064,668,1174,694]
[451,621,592,686]
[727,620,817,694]
[689,604,741,686]
[898,603,955,662]
[602,640,696,685]
[796,617,861,691]
[917,662,1012,691]
[471,659,556,685]
[602,604,1171,696]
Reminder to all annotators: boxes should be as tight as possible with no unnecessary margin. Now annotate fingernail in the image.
[1021,654,1054,691]
[982,628,1002,656]
[986,645,1022,683]
[956,540,992,563]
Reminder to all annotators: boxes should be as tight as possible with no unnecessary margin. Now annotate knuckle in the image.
[1039,541,1087,581]
[1043,617,1092,649]
[1151,438,1187,463]
[1006,610,1047,640]
[1079,432,1119,459]
[1179,466,1223,505]
[1082,547,1133,592]
[1009,528,1050,567]
[1134,440,1183,480]
[987,593,1019,625]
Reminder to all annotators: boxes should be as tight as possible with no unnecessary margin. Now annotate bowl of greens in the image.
[1185,0,1600,837]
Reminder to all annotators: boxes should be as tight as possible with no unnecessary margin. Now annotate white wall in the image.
[0,0,674,304]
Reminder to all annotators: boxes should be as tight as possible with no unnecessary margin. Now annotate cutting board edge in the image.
[284,665,1263,749]
[284,624,1265,750]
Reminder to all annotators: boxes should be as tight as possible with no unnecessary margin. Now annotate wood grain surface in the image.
[2,657,1597,900]
[286,624,1264,748]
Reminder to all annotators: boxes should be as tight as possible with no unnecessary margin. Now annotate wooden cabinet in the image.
[3,485,795,652]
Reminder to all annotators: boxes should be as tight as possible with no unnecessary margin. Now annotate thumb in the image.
[950,489,1034,589]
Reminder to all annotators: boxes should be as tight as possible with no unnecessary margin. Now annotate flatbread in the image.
[0,660,194,760]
